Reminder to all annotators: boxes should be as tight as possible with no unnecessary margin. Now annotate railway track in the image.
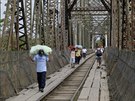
[41,55,95,101]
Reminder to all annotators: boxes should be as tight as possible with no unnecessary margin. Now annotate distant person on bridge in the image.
[75,47,82,64]
[95,47,103,67]
[70,48,75,67]
[82,47,87,59]
[32,49,49,92]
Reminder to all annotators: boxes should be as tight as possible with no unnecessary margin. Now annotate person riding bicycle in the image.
[95,48,103,67]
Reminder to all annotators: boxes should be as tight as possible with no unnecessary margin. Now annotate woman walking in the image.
[70,48,75,67]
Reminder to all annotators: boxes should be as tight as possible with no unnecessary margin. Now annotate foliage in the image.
[96,39,103,47]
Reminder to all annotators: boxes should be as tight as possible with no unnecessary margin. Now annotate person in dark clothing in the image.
[95,48,103,67]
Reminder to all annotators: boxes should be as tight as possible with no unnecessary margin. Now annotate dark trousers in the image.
[76,56,81,64]
[37,72,46,89]
[82,53,86,58]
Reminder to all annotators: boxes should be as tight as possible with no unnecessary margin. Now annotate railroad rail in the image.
[41,54,95,101]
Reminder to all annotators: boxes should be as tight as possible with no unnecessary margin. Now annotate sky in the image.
[0,0,61,19]
[1,0,7,19]
[0,0,35,19]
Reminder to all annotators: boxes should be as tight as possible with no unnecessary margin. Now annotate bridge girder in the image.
[1,0,29,51]
[70,0,110,47]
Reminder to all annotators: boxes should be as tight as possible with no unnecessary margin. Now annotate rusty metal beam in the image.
[25,0,32,40]
[42,0,48,45]
[47,0,56,48]
[1,0,29,50]
[131,0,135,50]
[31,0,42,44]
[1,0,16,50]
[72,7,107,12]
[15,0,29,50]
[100,0,111,13]
[68,0,78,12]
[121,0,128,49]
[61,0,68,50]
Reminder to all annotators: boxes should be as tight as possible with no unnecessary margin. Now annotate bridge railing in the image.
[104,47,135,101]
[0,50,70,100]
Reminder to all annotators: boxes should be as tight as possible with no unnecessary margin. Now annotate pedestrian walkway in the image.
[6,54,110,101]
[6,54,94,101]
[6,64,75,101]
[78,59,110,101]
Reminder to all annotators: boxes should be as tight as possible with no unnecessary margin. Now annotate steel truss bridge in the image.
[1,1,135,101]
[0,0,135,51]
[0,0,110,51]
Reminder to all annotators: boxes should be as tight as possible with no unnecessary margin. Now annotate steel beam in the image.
[72,7,107,12]
[121,0,128,49]
[31,0,42,44]
[131,0,135,50]
[1,0,29,50]
[25,0,32,40]
[15,0,29,50]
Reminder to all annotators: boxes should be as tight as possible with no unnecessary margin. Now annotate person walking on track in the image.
[32,49,49,92]
[70,48,75,67]
[75,48,82,64]
[95,47,103,67]
[82,47,87,59]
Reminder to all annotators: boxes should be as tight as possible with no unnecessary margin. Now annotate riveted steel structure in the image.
[1,0,29,50]
[0,0,112,51]
[121,0,128,49]
[25,0,32,40]
[130,0,135,51]
[31,0,64,50]
[31,0,42,44]
[71,0,110,48]
[3,0,135,51]
[111,0,135,51]
[47,0,56,48]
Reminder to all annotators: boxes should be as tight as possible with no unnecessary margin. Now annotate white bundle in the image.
[75,45,83,49]
[30,45,52,55]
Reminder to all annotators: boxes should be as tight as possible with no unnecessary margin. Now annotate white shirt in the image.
[70,51,75,58]
[33,54,49,72]
[95,48,103,53]
[82,48,87,53]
